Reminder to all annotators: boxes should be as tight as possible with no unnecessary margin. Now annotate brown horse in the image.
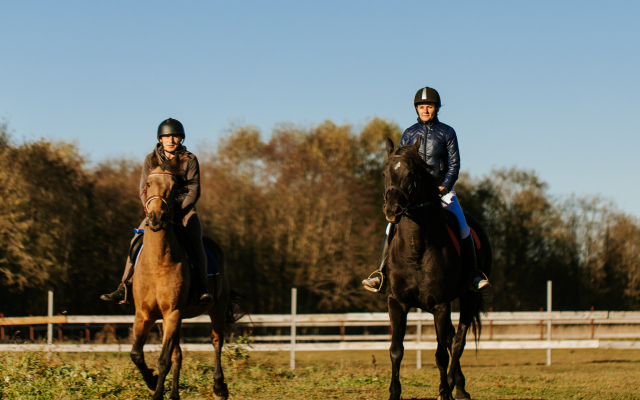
[130,154,234,400]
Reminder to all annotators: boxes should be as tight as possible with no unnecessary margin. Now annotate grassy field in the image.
[0,346,639,399]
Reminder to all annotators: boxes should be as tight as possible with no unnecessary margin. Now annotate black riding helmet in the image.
[414,87,441,108]
[157,118,185,141]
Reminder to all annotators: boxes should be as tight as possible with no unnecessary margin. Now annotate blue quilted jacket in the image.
[399,118,460,190]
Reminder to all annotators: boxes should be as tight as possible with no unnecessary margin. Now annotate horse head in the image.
[382,137,439,223]
[145,154,183,232]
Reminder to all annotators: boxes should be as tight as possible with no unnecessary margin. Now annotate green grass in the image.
[0,347,639,399]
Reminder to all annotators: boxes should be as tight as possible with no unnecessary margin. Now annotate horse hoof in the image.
[147,383,158,396]
[214,382,229,400]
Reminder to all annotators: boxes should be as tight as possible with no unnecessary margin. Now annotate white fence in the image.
[1,288,639,368]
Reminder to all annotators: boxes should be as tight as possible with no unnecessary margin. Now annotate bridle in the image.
[142,172,176,218]
[383,153,432,218]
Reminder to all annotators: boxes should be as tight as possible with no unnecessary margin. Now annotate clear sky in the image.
[2,1,639,215]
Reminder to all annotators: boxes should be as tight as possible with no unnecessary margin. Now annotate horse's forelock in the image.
[391,145,429,171]
[159,154,185,176]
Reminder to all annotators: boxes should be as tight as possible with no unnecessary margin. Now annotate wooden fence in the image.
[1,289,639,368]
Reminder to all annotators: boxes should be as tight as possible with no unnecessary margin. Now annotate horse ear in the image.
[413,136,422,153]
[386,137,395,156]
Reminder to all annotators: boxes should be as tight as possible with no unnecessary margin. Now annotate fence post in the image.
[547,280,552,366]
[0,313,4,341]
[489,307,494,340]
[47,291,53,351]
[416,308,422,369]
[590,306,595,340]
[539,307,544,339]
[29,314,34,342]
[57,313,63,342]
[290,288,297,370]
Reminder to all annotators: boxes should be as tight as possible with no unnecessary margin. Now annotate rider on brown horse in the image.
[101,118,213,304]
[362,87,490,293]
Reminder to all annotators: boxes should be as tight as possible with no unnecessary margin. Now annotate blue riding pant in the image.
[441,190,470,239]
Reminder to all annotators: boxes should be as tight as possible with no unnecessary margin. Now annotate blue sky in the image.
[2,1,639,215]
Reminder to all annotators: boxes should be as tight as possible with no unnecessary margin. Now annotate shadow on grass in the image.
[408,398,547,400]
[587,359,640,364]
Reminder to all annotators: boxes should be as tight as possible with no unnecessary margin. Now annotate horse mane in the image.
[149,151,185,176]
[148,151,199,193]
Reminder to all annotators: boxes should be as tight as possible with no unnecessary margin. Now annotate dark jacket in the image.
[139,144,201,216]
[399,118,460,190]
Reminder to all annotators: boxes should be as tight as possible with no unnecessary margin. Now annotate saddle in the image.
[131,228,219,276]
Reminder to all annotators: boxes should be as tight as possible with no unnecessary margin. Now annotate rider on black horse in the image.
[362,87,490,293]
[100,118,213,304]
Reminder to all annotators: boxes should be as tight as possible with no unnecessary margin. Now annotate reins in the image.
[142,172,177,218]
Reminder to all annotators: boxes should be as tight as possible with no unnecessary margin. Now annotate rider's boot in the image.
[462,235,490,291]
[101,227,143,304]
[362,230,390,293]
[100,280,132,303]
[195,257,213,304]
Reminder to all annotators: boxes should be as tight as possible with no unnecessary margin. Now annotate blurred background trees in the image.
[1,120,638,316]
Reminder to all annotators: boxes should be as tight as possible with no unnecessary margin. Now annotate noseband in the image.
[384,154,431,218]
[143,172,176,217]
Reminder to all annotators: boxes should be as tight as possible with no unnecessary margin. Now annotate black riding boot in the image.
[195,258,213,304]
[362,228,391,293]
[100,281,132,303]
[196,282,213,304]
[462,235,490,291]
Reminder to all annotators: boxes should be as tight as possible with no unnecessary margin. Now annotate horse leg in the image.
[433,302,454,400]
[130,312,159,393]
[168,344,182,400]
[388,296,408,400]
[153,310,182,400]
[450,292,478,400]
[209,310,229,400]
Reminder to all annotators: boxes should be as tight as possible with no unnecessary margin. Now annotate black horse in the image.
[381,137,491,400]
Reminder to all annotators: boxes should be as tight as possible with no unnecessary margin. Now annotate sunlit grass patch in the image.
[0,349,638,399]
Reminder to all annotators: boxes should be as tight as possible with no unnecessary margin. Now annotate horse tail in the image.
[471,290,490,350]
[226,289,251,329]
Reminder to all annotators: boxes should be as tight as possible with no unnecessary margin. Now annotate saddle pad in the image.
[204,246,220,276]
[470,228,481,250]
[446,225,461,256]
[444,212,481,256]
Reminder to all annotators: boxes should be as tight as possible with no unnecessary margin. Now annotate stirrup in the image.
[118,282,129,305]
[363,271,385,293]
[472,270,490,291]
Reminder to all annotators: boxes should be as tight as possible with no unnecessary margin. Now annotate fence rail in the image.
[2,311,640,326]
[1,288,639,369]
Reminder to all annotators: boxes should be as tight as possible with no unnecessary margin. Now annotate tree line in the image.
[0,120,638,316]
